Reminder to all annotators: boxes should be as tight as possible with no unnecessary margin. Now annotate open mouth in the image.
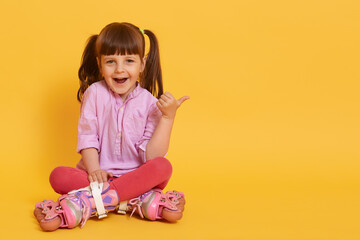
[114,77,128,84]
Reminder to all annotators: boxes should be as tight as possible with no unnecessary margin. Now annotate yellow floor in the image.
[3,150,360,240]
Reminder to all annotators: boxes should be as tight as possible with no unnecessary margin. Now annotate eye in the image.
[126,59,135,63]
[106,60,115,64]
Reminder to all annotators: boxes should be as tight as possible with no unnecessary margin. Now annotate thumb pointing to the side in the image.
[177,96,190,107]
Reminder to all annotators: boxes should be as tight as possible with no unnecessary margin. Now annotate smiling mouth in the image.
[114,77,128,84]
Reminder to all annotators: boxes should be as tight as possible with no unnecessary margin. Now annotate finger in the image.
[162,92,173,101]
[104,173,112,182]
[97,172,104,183]
[102,171,109,182]
[88,175,94,183]
[91,174,98,183]
[102,171,106,182]
[177,96,190,106]
[158,98,166,106]
[98,172,106,183]
[164,92,174,99]
[156,101,162,108]
[160,96,169,103]
[108,172,114,178]
[160,95,171,104]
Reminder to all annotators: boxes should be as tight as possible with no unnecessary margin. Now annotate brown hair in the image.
[77,22,163,101]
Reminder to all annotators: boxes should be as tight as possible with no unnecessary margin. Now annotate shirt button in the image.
[118,133,122,137]
[120,107,124,112]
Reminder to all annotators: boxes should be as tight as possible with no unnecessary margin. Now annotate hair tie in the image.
[140,29,145,35]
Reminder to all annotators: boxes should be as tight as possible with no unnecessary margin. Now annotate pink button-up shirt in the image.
[76,80,161,177]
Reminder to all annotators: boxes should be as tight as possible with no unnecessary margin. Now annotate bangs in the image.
[96,23,144,57]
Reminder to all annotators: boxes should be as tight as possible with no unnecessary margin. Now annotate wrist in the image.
[88,168,101,174]
[161,115,175,122]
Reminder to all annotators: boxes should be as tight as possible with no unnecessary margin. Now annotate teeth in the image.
[114,78,127,82]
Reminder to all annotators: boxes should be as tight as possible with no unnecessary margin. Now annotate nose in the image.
[115,63,124,73]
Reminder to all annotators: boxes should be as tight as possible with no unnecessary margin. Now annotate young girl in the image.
[34,22,189,231]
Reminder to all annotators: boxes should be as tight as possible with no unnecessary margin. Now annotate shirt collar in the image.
[110,81,142,105]
[127,82,142,100]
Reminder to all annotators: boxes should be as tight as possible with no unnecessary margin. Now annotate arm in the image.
[77,86,112,183]
[81,148,113,183]
[146,92,189,160]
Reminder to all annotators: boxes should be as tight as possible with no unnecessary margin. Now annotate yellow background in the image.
[0,0,359,239]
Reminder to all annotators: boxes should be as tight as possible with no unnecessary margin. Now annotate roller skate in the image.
[118,189,186,222]
[34,182,119,231]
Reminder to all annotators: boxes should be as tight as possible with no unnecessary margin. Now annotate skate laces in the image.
[128,190,153,218]
[66,182,107,224]
[129,197,144,218]
[70,191,92,228]
[127,190,181,219]
[63,187,96,228]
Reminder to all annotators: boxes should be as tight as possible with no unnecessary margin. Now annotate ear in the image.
[96,57,101,68]
[96,57,102,74]
[140,56,147,73]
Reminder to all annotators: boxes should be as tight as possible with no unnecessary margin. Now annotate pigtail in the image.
[142,30,163,99]
[77,34,100,102]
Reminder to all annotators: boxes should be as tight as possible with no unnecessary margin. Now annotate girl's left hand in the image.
[157,92,190,120]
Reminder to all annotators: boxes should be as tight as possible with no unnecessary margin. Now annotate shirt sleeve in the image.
[76,85,99,153]
[135,102,162,162]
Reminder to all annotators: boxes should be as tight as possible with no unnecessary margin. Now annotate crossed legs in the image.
[49,157,173,201]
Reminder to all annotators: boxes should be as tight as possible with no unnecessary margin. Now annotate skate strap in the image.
[36,200,62,222]
[117,201,129,214]
[90,182,107,219]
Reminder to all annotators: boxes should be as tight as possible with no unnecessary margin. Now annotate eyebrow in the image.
[123,55,137,59]
[103,56,116,59]
[103,54,137,58]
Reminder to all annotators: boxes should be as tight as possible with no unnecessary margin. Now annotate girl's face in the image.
[98,54,145,101]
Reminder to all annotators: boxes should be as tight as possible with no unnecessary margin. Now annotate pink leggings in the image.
[49,157,172,202]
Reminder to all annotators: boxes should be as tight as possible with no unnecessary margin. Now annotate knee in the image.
[49,166,72,193]
[151,157,173,178]
[49,166,89,194]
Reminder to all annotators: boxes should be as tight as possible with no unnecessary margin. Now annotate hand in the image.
[88,169,113,183]
[156,92,190,120]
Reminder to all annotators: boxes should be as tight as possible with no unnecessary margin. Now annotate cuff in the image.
[77,136,99,153]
